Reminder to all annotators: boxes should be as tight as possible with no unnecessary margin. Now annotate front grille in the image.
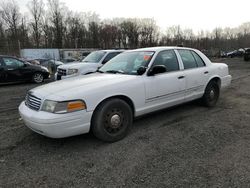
[25,93,42,111]
[57,68,67,76]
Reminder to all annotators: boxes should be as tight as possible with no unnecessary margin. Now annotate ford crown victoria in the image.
[19,47,232,142]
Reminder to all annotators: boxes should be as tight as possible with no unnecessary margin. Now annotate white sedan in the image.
[19,47,232,142]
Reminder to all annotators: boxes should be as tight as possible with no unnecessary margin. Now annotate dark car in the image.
[226,49,245,58]
[0,56,50,84]
[244,48,250,61]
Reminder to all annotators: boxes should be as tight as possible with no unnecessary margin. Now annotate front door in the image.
[0,59,6,83]
[144,50,186,111]
[2,57,25,82]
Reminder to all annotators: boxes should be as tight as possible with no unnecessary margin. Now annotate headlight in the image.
[41,100,86,113]
[68,69,78,75]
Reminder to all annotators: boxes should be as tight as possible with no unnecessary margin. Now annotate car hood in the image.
[27,63,49,72]
[58,62,99,70]
[31,73,136,99]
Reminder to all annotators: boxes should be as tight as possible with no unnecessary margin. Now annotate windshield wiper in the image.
[105,70,125,74]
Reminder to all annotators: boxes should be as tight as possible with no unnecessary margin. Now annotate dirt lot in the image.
[1,58,250,187]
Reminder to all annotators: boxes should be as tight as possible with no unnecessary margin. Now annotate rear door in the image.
[177,49,208,101]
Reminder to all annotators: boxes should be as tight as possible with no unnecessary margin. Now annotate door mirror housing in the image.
[148,65,167,76]
[137,66,147,75]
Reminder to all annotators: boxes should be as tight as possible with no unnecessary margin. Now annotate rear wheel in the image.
[202,81,220,107]
[91,99,133,142]
[32,72,44,83]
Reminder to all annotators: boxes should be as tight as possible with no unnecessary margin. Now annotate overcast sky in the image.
[19,0,250,32]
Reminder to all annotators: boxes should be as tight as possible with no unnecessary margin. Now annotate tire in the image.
[91,99,133,142]
[32,72,44,83]
[202,81,220,107]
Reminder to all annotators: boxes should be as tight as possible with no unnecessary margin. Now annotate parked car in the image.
[19,47,232,142]
[244,48,250,61]
[55,50,124,80]
[37,59,63,68]
[0,55,50,84]
[33,59,64,74]
[226,49,245,58]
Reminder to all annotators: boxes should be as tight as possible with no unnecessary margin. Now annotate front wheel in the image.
[202,81,220,107]
[91,99,133,142]
[32,72,44,83]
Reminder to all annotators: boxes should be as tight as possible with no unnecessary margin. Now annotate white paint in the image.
[19,46,232,138]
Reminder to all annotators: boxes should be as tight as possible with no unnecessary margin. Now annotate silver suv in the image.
[55,50,124,80]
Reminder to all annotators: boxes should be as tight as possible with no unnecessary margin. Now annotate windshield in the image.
[82,51,106,63]
[99,51,155,75]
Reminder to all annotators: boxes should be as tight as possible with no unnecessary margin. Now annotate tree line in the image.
[0,0,250,56]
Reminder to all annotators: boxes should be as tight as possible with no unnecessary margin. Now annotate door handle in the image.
[178,76,185,79]
[204,71,209,74]
[7,69,14,71]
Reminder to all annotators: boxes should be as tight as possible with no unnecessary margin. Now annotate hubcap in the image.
[34,74,43,83]
[104,109,124,134]
[110,114,121,128]
[210,89,215,99]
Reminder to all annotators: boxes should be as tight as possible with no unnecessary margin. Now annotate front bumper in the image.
[19,101,92,138]
[221,75,232,88]
[54,72,78,81]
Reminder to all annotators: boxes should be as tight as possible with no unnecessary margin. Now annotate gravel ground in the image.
[0,58,250,187]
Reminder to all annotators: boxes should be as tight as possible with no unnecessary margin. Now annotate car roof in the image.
[128,46,197,53]
[0,55,19,58]
[98,49,125,53]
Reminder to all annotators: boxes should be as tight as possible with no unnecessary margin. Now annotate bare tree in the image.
[0,0,21,54]
[139,18,159,47]
[47,0,65,48]
[120,19,140,48]
[28,0,44,47]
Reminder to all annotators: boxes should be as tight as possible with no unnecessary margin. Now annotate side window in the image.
[102,52,120,64]
[3,58,24,68]
[178,50,197,69]
[191,51,206,67]
[152,50,179,72]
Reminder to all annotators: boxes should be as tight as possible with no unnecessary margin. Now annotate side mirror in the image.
[148,65,167,76]
[137,66,147,75]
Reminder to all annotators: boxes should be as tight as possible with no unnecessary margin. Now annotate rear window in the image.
[178,50,197,69]
[191,51,205,67]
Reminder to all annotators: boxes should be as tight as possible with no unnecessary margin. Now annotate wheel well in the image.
[93,95,135,116]
[90,95,135,131]
[209,77,221,88]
